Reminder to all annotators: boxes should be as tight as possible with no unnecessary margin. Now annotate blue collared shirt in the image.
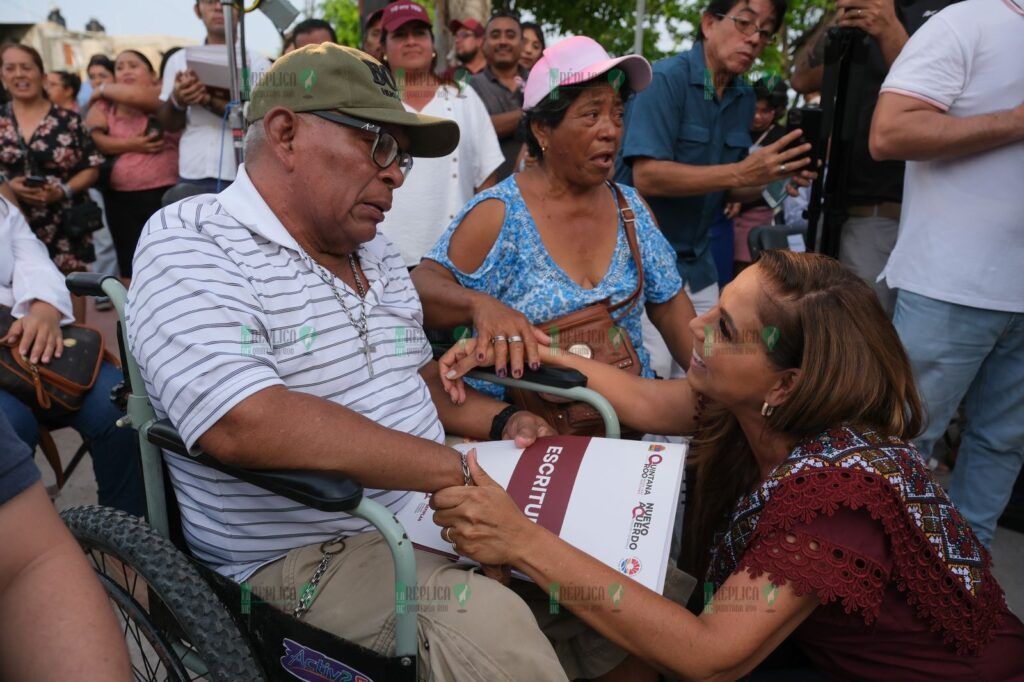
[615,42,755,293]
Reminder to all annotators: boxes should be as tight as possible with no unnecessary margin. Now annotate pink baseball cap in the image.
[381,2,432,33]
[523,36,652,111]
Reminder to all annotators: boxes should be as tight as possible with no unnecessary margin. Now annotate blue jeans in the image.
[0,361,145,516]
[894,289,1024,546]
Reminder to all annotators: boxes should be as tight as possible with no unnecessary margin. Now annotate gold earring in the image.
[761,402,774,418]
[541,144,547,153]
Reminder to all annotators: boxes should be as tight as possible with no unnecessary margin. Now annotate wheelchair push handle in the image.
[66,272,119,297]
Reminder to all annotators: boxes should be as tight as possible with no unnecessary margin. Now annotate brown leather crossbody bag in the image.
[0,305,105,420]
[508,183,644,437]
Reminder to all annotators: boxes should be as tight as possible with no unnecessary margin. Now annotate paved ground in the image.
[40,299,1024,618]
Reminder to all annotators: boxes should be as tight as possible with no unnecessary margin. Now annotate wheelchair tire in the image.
[62,505,264,681]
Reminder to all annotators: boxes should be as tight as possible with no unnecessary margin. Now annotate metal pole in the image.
[222,0,245,167]
[633,0,646,55]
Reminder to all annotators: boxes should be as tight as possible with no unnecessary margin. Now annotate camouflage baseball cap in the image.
[247,43,459,158]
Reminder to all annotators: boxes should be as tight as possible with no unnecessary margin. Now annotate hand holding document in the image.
[398,436,686,594]
[184,45,234,91]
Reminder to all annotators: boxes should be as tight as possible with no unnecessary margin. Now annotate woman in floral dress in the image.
[0,43,103,275]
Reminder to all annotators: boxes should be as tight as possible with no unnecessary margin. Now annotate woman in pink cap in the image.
[375,1,505,268]
[414,36,695,394]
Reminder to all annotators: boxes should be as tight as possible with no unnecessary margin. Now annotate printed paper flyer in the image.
[397,436,686,594]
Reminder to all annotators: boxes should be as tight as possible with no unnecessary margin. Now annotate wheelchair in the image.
[60,272,621,681]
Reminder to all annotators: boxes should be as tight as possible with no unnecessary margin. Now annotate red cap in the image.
[381,2,432,33]
[448,18,484,38]
[364,7,384,30]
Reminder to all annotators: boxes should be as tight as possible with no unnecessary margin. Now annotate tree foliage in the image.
[320,0,363,48]
[497,0,831,80]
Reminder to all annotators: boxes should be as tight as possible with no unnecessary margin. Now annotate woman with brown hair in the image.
[375,1,503,267]
[0,43,103,277]
[434,250,1024,680]
[85,49,179,278]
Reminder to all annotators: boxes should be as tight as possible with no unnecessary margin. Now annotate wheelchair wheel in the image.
[62,505,263,681]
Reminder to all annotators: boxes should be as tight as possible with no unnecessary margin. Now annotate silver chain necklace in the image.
[309,252,374,378]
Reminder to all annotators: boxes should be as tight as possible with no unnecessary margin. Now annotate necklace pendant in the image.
[364,343,375,378]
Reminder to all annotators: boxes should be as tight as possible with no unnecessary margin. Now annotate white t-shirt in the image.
[160,46,271,182]
[379,84,504,267]
[879,0,1024,313]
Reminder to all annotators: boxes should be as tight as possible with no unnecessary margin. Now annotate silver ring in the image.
[508,335,524,343]
[779,163,787,173]
[491,335,507,344]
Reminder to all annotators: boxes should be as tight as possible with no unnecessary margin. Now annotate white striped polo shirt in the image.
[125,164,444,581]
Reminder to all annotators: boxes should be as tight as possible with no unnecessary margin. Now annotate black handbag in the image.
[62,196,105,238]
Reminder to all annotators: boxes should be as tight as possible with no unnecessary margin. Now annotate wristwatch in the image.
[489,404,523,441]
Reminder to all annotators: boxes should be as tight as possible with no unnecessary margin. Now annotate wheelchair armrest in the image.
[146,419,363,513]
[477,364,588,389]
[66,272,119,297]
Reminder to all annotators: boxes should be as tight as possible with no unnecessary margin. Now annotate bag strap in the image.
[606,182,645,319]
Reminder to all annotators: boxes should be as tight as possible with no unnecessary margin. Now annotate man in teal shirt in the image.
[617,0,809,331]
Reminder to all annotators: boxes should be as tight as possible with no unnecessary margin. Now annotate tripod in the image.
[222,0,250,168]
[805,27,870,256]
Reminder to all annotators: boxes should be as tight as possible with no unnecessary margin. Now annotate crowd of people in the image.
[1,0,1022,678]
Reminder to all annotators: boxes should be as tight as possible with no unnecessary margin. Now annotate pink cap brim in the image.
[523,53,652,111]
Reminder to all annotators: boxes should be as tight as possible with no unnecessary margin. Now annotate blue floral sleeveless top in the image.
[424,176,683,398]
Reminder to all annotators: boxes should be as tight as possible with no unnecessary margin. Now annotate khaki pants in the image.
[249,532,695,680]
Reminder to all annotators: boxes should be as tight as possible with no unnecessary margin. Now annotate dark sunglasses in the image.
[309,110,414,176]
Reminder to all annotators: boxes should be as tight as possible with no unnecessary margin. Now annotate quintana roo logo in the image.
[619,556,642,577]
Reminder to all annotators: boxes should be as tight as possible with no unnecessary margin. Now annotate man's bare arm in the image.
[197,384,465,492]
[490,109,522,138]
[870,93,1024,162]
[420,362,505,440]
[632,158,745,197]
[632,130,811,199]
[786,12,835,93]
[157,98,187,133]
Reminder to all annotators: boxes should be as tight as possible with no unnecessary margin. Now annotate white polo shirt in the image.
[379,84,504,267]
[125,165,443,581]
[879,0,1024,313]
[160,47,271,182]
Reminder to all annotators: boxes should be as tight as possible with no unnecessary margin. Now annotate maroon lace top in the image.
[707,425,1024,680]
[744,507,1024,680]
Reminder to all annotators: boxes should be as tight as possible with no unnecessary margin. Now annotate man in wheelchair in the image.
[124,44,620,680]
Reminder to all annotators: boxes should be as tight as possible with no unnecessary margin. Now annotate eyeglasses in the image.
[455,30,477,40]
[309,110,414,176]
[715,14,775,42]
